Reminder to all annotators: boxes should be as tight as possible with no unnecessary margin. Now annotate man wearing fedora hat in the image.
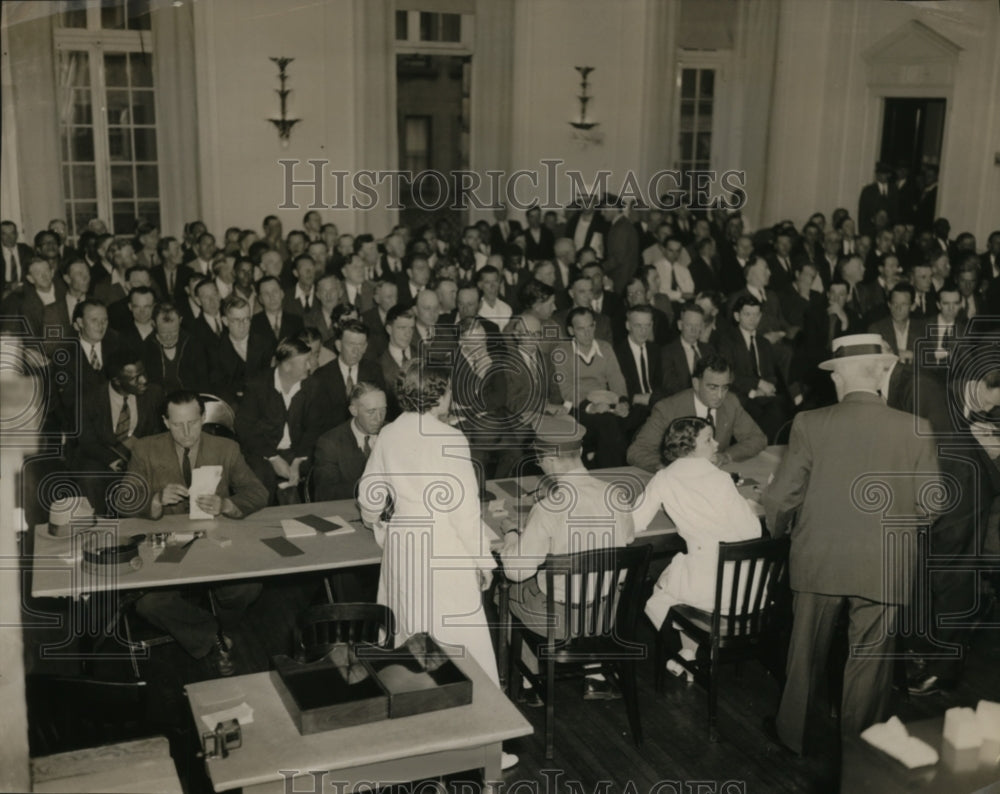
[762,333,939,755]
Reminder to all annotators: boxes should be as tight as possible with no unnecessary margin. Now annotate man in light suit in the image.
[627,354,766,472]
[124,391,269,676]
[763,334,939,755]
[313,383,387,501]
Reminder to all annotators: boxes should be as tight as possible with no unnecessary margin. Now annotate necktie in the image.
[402,348,410,363]
[639,346,650,393]
[303,294,311,310]
[363,435,372,457]
[182,447,192,487]
[167,269,175,294]
[272,315,280,337]
[114,397,131,443]
[345,367,355,393]
[748,335,760,379]
[89,346,101,371]
[707,408,716,428]
[5,249,19,283]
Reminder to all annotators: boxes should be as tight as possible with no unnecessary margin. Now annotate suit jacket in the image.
[249,310,305,352]
[212,335,257,406]
[360,307,390,358]
[764,391,939,602]
[614,339,666,405]
[604,215,640,294]
[868,316,927,357]
[764,253,794,293]
[522,225,555,263]
[93,278,127,308]
[150,264,195,306]
[343,280,376,313]
[489,220,522,254]
[302,303,338,343]
[563,212,605,254]
[56,331,123,423]
[123,430,268,518]
[626,389,766,472]
[884,361,950,435]
[313,420,371,501]
[236,370,326,463]
[1,282,68,338]
[688,256,719,294]
[660,338,713,397]
[727,288,792,338]
[595,291,626,343]
[310,357,386,434]
[718,327,778,401]
[858,182,898,237]
[72,382,164,469]
[1,242,35,297]
[504,347,563,430]
[378,348,407,419]
[141,330,210,393]
[282,288,317,317]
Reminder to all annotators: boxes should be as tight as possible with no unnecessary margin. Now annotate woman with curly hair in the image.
[357,359,502,683]
[635,416,761,676]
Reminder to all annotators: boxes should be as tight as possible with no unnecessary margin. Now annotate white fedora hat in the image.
[819,333,898,371]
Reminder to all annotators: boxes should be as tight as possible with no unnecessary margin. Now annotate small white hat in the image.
[819,333,898,371]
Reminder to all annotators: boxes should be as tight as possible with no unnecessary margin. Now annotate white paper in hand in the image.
[189,465,223,519]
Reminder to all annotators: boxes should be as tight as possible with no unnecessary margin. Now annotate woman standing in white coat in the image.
[357,360,503,687]
[634,416,761,674]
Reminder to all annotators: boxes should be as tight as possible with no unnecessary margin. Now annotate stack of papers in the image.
[281,514,356,539]
[861,716,939,768]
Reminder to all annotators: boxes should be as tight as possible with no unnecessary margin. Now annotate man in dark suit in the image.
[926,285,967,370]
[250,275,305,354]
[563,206,605,259]
[857,162,898,238]
[601,198,640,294]
[660,302,714,396]
[613,305,665,428]
[627,354,766,472]
[881,356,950,436]
[489,207,523,255]
[868,282,926,365]
[361,279,397,360]
[522,205,555,263]
[116,286,157,351]
[56,300,122,423]
[554,274,613,344]
[281,254,318,317]
[1,257,67,338]
[718,295,789,442]
[582,261,626,344]
[1,220,35,299]
[377,305,415,419]
[914,165,938,232]
[124,390,268,675]
[211,295,259,406]
[235,337,325,502]
[141,303,210,394]
[764,337,939,755]
[311,319,386,435]
[150,236,194,306]
[71,350,164,515]
[313,383,387,501]
[909,262,936,319]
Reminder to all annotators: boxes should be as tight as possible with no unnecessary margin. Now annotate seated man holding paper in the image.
[124,390,269,676]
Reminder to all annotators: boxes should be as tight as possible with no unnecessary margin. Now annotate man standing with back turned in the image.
[763,333,939,755]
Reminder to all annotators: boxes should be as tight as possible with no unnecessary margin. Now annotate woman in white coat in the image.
[358,361,500,686]
[634,416,761,673]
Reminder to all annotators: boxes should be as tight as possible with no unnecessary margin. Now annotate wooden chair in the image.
[507,544,652,759]
[293,602,395,662]
[654,536,791,741]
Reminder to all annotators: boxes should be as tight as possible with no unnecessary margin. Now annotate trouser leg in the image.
[136,590,219,659]
[841,598,898,738]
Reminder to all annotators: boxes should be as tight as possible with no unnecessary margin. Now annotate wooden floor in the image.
[20,572,1000,794]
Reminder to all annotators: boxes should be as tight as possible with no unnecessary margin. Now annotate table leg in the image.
[497,578,510,693]
[482,740,503,794]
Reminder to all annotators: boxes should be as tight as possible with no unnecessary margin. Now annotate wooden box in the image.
[362,635,473,718]
[270,655,388,735]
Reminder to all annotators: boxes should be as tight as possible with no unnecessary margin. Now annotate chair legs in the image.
[545,655,556,759]
[618,660,643,748]
[707,645,720,743]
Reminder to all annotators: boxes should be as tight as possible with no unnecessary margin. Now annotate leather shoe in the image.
[516,688,544,708]
[583,678,622,701]
[907,673,957,697]
[762,716,803,758]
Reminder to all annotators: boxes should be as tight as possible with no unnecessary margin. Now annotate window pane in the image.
[111,165,134,199]
[126,0,151,30]
[440,13,461,42]
[133,128,157,161]
[106,89,131,124]
[63,166,73,199]
[104,54,128,87]
[137,201,160,229]
[680,132,693,161]
[72,89,93,125]
[73,165,97,199]
[72,203,99,235]
[130,53,153,87]
[131,90,155,124]
[108,127,132,161]
[700,70,715,98]
[135,165,158,197]
[395,10,408,40]
[680,69,696,99]
[102,1,126,30]
[419,12,438,41]
[65,52,89,87]
[112,202,136,235]
[62,1,88,28]
[696,132,712,161]
[70,127,95,161]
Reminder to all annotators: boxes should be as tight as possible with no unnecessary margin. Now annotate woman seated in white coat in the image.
[633,416,761,676]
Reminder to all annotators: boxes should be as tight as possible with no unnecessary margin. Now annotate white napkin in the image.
[199,702,254,731]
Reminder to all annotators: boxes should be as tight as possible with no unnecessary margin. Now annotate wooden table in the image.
[185,652,532,794]
[30,736,182,794]
[841,715,1000,793]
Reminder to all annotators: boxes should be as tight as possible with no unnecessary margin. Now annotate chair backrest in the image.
[199,393,236,439]
[712,537,790,642]
[543,544,652,642]
[294,602,396,662]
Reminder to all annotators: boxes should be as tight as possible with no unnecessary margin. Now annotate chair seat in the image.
[511,614,647,662]
[668,604,770,647]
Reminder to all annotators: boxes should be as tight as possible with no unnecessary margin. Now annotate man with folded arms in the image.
[124,390,268,676]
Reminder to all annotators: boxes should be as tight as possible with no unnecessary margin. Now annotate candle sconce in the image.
[569,66,603,147]
[267,57,301,148]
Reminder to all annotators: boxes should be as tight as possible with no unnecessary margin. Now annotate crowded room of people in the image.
[1,0,999,792]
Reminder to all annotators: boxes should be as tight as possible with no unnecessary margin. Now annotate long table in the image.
[31,447,784,601]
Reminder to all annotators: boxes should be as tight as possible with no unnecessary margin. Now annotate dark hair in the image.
[106,347,143,379]
[565,305,595,334]
[476,264,500,282]
[396,359,451,413]
[274,336,312,363]
[731,294,762,315]
[286,230,307,246]
[152,301,179,322]
[222,295,250,315]
[248,240,270,265]
[293,254,315,272]
[297,326,322,346]
[625,303,654,321]
[678,300,705,320]
[127,285,155,304]
[693,353,731,380]
[519,279,555,309]
[192,276,216,298]
[73,297,106,323]
[889,282,915,301]
[385,304,415,325]
[156,235,177,260]
[164,390,204,416]
[662,416,711,464]
[337,317,369,341]
[353,233,375,254]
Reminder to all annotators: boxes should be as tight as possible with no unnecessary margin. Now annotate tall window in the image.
[676,67,715,189]
[55,1,159,240]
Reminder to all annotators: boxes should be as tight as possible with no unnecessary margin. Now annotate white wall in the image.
[765,0,1000,240]
[192,0,359,236]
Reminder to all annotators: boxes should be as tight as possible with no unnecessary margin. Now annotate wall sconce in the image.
[569,66,603,147]
[267,57,301,148]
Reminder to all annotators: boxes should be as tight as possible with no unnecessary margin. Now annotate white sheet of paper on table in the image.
[199,702,254,731]
[189,465,223,520]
